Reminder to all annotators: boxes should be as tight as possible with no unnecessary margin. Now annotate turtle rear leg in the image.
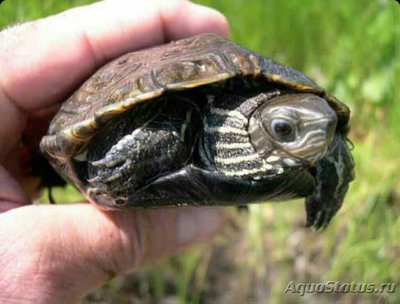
[87,100,199,205]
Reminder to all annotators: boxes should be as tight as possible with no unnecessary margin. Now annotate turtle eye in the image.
[269,118,297,142]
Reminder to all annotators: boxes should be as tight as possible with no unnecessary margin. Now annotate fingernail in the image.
[177,207,224,245]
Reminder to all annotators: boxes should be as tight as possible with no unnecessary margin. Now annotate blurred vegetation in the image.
[1,0,400,303]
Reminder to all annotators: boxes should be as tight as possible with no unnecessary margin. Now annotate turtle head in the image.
[249,93,337,168]
[249,93,354,229]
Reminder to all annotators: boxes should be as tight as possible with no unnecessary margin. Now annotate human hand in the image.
[0,0,229,302]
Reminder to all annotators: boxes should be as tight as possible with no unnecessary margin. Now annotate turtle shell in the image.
[43,33,349,158]
[40,33,353,228]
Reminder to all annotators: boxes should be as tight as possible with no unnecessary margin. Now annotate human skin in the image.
[0,0,230,302]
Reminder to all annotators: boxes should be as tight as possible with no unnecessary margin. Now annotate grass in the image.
[1,0,400,302]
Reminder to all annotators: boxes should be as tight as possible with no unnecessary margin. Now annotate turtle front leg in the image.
[87,101,199,205]
[305,132,355,229]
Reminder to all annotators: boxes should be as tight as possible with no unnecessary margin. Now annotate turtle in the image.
[40,33,354,229]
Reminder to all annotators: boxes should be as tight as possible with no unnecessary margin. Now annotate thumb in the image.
[0,204,225,303]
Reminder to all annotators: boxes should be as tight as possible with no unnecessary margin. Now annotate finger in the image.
[0,0,229,158]
[0,204,225,302]
[0,0,229,111]
[0,165,29,212]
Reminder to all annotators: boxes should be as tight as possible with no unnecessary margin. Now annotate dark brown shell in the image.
[41,33,350,178]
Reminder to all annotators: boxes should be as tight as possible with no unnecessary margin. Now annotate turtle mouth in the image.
[276,137,334,167]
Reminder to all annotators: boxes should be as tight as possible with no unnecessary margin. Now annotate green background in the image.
[1,0,399,303]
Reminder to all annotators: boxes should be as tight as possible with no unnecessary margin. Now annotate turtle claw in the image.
[87,186,103,195]
[306,208,334,230]
[91,155,126,168]
[103,171,123,183]
[91,159,108,167]
[87,176,101,184]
